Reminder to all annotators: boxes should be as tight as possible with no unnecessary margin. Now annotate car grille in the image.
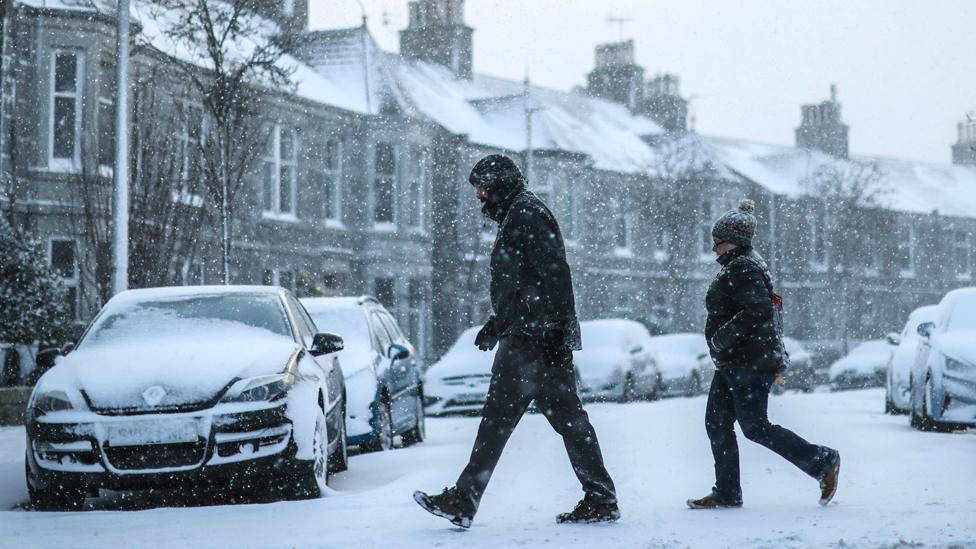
[103,440,207,471]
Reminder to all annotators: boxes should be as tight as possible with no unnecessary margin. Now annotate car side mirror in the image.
[916,322,934,339]
[630,345,643,354]
[61,342,75,355]
[310,333,344,357]
[388,343,410,361]
[885,332,901,346]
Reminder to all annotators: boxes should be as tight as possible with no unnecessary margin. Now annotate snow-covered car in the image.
[302,296,425,451]
[828,340,892,391]
[424,327,495,416]
[910,288,976,431]
[775,337,817,393]
[576,319,660,402]
[884,305,937,414]
[25,286,348,511]
[648,333,711,397]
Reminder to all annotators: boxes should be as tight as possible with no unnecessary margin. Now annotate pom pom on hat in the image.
[738,198,755,214]
[711,198,758,247]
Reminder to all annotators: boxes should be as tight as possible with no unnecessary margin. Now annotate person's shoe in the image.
[686,491,743,509]
[413,487,474,529]
[818,450,841,506]
[556,497,621,524]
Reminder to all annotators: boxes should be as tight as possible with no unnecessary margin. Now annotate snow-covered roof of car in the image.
[107,285,285,305]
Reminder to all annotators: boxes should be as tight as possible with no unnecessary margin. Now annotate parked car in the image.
[25,286,348,511]
[910,288,976,431]
[424,326,496,416]
[828,340,893,391]
[648,333,712,397]
[302,296,425,451]
[774,337,817,393]
[576,319,660,402]
[884,305,937,414]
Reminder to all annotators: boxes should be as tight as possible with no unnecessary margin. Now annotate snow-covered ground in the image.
[1,389,974,548]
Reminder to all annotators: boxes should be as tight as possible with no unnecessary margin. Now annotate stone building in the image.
[2,0,975,365]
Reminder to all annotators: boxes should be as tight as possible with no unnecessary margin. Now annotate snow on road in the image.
[1,389,974,548]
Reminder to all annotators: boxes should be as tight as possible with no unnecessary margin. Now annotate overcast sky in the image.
[310,0,975,164]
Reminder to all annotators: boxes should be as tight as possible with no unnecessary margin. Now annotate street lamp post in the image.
[112,0,130,295]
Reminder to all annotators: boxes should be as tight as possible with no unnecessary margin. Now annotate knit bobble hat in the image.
[712,199,757,248]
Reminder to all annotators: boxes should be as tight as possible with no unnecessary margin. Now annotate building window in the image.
[323,139,342,223]
[374,277,396,311]
[898,223,915,277]
[373,143,396,225]
[97,60,116,169]
[49,238,79,321]
[613,199,632,253]
[182,258,205,285]
[50,50,84,168]
[407,278,427,349]
[283,0,295,17]
[177,102,205,201]
[564,176,579,242]
[954,229,971,279]
[263,268,296,292]
[532,173,554,207]
[699,199,715,258]
[807,206,828,270]
[654,228,670,261]
[262,125,297,216]
[863,233,882,276]
[406,145,427,230]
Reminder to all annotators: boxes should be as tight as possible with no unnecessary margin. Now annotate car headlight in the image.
[30,390,74,417]
[944,357,972,371]
[222,374,292,403]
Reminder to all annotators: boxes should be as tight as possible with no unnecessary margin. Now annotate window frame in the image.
[953,228,972,280]
[613,198,633,256]
[405,144,427,231]
[323,138,344,226]
[262,125,298,219]
[372,142,398,229]
[898,223,916,278]
[48,50,85,171]
[48,237,80,321]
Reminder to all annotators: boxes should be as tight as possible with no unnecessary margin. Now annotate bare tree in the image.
[154,0,295,283]
[645,131,716,331]
[802,159,888,348]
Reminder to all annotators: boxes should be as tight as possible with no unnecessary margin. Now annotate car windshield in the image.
[308,307,372,354]
[946,302,976,331]
[80,293,291,348]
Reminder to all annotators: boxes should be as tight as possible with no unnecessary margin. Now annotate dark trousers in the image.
[455,336,617,514]
[706,367,831,500]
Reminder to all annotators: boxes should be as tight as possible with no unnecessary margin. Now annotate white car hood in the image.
[933,332,976,365]
[657,352,698,380]
[38,332,298,411]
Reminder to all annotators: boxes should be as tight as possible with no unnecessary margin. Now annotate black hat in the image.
[468,154,526,198]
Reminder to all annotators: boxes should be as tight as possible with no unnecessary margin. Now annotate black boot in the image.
[818,449,841,506]
[556,496,620,524]
[686,491,743,509]
[413,487,474,529]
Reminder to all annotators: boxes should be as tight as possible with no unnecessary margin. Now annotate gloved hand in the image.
[474,316,498,351]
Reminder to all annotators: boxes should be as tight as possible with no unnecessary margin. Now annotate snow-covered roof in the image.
[704,136,976,219]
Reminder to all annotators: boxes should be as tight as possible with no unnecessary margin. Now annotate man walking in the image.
[688,198,841,509]
[414,155,618,528]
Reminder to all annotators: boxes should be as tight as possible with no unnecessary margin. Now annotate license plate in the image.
[106,420,199,446]
[454,392,487,404]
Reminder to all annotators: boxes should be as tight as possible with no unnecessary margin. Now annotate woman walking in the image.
[688,199,841,509]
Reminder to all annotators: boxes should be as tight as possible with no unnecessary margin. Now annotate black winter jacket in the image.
[488,189,582,350]
[705,246,782,370]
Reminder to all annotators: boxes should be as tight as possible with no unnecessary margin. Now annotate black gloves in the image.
[474,316,498,351]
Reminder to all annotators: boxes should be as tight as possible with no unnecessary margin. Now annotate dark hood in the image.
[469,154,527,223]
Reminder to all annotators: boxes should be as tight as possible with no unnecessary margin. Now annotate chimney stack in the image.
[400,0,474,79]
[952,119,976,165]
[795,84,849,159]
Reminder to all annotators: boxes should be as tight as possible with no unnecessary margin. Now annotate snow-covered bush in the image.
[0,219,71,347]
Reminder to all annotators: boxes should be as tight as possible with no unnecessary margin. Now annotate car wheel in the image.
[919,376,952,433]
[285,407,329,499]
[363,400,394,452]
[26,457,87,511]
[620,374,638,403]
[402,393,426,446]
[884,389,898,415]
[648,374,663,401]
[328,412,349,473]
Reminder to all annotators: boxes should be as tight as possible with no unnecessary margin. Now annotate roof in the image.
[703,136,976,218]
[109,285,285,305]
